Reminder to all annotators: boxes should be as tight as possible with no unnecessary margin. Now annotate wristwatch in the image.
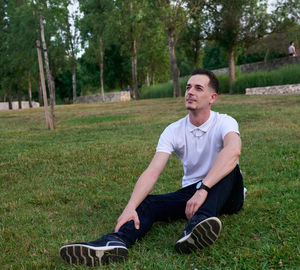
[196,180,211,192]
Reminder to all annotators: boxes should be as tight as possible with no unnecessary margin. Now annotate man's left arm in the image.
[185,131,241,219]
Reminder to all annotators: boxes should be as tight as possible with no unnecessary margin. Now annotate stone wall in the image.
[75,91,131,104]
[212,56,300,75]
[0,101,40,111]
[246,84,300,95]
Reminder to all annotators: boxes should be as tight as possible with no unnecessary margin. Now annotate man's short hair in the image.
[290,41,294,45]
[190,68,219,94]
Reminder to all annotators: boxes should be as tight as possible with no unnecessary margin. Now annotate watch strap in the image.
[196,181,211,192]
[199,183,210,192]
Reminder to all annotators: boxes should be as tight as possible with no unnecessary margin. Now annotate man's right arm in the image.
[114,152,170,232]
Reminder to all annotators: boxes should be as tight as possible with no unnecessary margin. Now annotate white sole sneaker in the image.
[175,217,222,253]
[60,243,128,266]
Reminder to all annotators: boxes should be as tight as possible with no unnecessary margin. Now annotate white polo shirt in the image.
[156,110,239,187]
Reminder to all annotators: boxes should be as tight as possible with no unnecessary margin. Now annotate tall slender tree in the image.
[64,0,80,103]
[79,0,115,101]
[114,0,149,99]
[204,0,270,93]
[36,39,54,129]
[154,0,205,97]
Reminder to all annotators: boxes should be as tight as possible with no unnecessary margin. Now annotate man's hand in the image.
[114,206,140,232]
[185,189,208,220]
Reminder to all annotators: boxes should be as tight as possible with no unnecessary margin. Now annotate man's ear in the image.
[209,92,218,105]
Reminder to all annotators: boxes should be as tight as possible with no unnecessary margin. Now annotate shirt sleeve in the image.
[156,125,175,154]
[220,115,240,140]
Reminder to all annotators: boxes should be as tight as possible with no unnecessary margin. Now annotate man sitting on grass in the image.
[60,68,245,267]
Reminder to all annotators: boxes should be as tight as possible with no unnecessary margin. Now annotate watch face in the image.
[196,181,202,189]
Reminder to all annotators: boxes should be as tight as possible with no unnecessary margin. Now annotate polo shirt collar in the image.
[187,111,214,137]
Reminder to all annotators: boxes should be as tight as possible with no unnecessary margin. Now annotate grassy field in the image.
[0,95,299,269]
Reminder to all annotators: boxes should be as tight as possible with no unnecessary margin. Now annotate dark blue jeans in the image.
[113,165,244,247]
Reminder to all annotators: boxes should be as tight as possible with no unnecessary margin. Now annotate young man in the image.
[60,69,244,267]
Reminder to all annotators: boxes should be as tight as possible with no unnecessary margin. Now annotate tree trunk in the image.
[8,89,13,110]
[264,48,269,63]
[28,77,33,108]
[38,80,43,106]
[72,61,77,104]
[36,39,54,130]
[194,40,200,69]
[167,28,181,97]
[228,48,235,94]
[65,12,77,104]
[17,89,22,109]
[152,73,155,86]
[131,39,139,99]
[99,37,105,102]
[129,0,139,100]
[39,12,55,128]
[146,72,150,86]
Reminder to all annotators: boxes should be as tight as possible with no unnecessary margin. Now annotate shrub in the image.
[232,63,300,93]
[140,78,189,99]
[140,63,300,98]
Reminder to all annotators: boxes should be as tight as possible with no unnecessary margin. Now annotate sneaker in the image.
[60,235,128,267]
[175,217,222,253]
[244,187,247,200]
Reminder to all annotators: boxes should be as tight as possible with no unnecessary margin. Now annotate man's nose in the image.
[186,86,195,94]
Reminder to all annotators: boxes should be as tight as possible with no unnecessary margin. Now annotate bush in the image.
[140,63,300,98]
[232,63,300,93]
[217,73,230,94]
[140,78,189,99]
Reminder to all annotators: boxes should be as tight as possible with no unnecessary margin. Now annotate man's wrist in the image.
[196,180,211,192]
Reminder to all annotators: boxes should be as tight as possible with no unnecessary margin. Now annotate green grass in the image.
[232,63,300,94]
[140,63,300,97]
[0,96,299,269]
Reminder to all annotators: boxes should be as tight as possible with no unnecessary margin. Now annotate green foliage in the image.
[1,0,300,104]
[0,96,299,269]
[137,2,171,85]
[232,63,300,93]
[237,23,300,65]
[217,73,231,94]
[140,82,174,99]
[202,42,228,70]
[205,0,270,52]
[140,78,188,99]
[140,63,300,96]
[77,43,132,95]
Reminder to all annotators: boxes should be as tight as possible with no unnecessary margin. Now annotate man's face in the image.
[185,74,217,111]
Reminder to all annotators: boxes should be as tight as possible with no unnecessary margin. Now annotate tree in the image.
[202,41,228,70]
[137,7,170,86]
[0,0,41,109]
[274,0,300,23]
[154,0,205,97]
[36,39,54,129]
[64,0,80,103]
[114,0,150,99]
[205,0,270,93]
[39,11,56,126]
[154,0,186,97]
[79,0,115,101]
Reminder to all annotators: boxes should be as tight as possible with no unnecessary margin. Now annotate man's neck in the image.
[188,109,211,127]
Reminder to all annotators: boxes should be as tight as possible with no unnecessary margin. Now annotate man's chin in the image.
[185,105,196,111]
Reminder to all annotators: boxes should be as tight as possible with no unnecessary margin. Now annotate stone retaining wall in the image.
[75,91,130,104]
[246,84,300,95]
[212,56,300,75]
[0,101,40,111]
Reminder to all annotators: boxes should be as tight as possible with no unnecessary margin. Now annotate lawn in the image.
[0,95,299,269]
